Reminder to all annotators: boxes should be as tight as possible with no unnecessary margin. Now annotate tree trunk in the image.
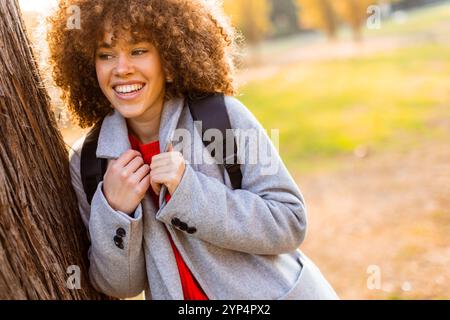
[319,0,337,41]
[0,0,113,299]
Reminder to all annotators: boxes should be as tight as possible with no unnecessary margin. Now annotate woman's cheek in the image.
[95,63,108,92]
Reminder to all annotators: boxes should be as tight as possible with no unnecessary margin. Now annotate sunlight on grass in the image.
[239,43,450,172]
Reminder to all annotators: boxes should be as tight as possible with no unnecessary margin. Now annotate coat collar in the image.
[96,97,185,159]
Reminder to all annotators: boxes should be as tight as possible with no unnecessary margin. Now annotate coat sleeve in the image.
[155,96,308,255]
[69,139,147,299]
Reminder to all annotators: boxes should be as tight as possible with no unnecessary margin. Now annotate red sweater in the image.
[129,134,208,300]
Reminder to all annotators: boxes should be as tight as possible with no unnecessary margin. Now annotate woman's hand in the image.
[150,143,186,196]
[103,149,151,215]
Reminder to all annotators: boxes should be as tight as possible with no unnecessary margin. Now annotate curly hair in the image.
[47,0,239,128]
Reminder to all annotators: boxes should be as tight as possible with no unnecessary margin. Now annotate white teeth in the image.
[114,83,144,94]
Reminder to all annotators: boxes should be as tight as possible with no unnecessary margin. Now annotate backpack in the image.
[80,93,243,205]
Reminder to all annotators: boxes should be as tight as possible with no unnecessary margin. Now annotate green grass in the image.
[238,40,450,173]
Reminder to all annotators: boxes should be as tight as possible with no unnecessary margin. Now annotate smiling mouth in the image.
[113,83,146,95]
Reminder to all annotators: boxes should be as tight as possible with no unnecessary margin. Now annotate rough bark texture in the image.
[0,0,113,299]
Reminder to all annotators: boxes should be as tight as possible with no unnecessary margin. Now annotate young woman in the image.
[48,0,338,300]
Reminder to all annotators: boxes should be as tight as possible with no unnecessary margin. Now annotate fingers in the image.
[150,175,162,195]
[126,164,151,195]
[124,155,144,175]
[138,174,151,193]
[110,145,179,197]
[149,158,166,171]
[151,151,182,170]
[115,149,142,167]
[133,164,150,183]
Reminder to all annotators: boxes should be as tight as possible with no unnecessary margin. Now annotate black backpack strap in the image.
[80,121,108,205]
[187,93,243,189]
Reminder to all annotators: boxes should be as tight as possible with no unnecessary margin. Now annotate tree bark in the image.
[319,0,337,41]
[0,0,113,299]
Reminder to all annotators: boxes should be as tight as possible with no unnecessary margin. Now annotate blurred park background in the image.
[19,0,449,299]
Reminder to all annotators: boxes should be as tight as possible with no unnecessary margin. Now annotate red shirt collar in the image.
[128,134,160,163]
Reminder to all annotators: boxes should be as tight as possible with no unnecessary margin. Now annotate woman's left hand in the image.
[149,143,186,196]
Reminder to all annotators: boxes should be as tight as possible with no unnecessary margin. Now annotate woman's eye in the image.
[132,49,148,56]
[98,53,114,60]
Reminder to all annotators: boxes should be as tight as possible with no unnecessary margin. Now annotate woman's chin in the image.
[113,105,145,119]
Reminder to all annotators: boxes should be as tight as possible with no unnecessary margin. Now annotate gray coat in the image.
[68,96,339,300]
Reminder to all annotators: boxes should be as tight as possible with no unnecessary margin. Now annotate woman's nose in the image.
[113,54,135,76]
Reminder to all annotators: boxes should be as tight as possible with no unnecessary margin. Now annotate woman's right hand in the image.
[102,149,151,215]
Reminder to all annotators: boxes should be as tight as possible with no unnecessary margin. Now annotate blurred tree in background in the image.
[331,0,378,42]
[296,0,338,40]
[221,0,444,44]
[223,0,272,45]
[269,0,300,38]
[296,0,401,41]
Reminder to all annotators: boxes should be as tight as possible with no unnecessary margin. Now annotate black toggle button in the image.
[114,235,124,249]
[116,228,126,238]
[178,222,188,231]
[187,227,197,234]
[171,218,181,227]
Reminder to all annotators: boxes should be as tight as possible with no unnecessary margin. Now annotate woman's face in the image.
[95,30,166,120]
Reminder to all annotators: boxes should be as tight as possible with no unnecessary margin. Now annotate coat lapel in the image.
[96,108,130,159]
[96,97,185,160]
[95,97,186,300]
[141,194,184,300]
[158,97,185,156]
